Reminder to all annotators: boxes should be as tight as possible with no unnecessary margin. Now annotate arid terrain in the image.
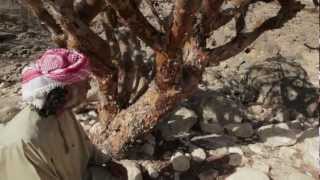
[0,0,319,179]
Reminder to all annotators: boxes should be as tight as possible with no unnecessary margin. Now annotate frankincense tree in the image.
[21,0,302,158]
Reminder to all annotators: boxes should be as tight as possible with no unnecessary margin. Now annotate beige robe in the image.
[0,106,113,180]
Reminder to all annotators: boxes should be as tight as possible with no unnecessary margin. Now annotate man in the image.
[0,48,126,180]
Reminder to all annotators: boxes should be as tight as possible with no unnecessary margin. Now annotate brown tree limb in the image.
[201,0,252,37]
[167,0,202,54]
[155,0,202,91]
[107,0,165,52]
[74,0,106,24]
[205,0,304,65]
[22,0,66,47]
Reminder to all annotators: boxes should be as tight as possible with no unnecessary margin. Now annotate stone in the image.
[191,134,237,149]
[88,120,96,125]
[278,147,297,159]
[157,107,198,141]
[0,106,20,123]
[208,147,228,157]
[0,44,12,54]
[200,122,224,134]
[88,110,98,118]
[286,172,316,180]
[171,152,190,172]
[191,148,207,162]
[226,167,270,180]
[198,169,219,180]
[248,143,265,155]
[248,105,264,115]
[141,142,155,156]
[251,160,270,173]
[296,128,319,170]
[228,153,244,166]
[75,114,90,121]
[120,160,143,180]
[144,134,156,145]
[228,147,244,155]
[224,123,254,138]
[0,32,16,42]
[145,164,159,179]
[199,93,244,126]
[270,108,289,123]
[0,81,10,88]
[257,123,297,147]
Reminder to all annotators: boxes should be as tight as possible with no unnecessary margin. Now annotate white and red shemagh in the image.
[21,48,90,108]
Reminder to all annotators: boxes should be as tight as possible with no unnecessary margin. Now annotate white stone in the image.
[76,114,90,121]
[248,144,265,155]
[248,105,264,115]
[88,120,96,125]
[257,123,297,147]
[224,123,254,138]
[251,160,270,173]
[226,167,270,180]
[145,164,159,179]
[191,148,207,162]
[208,147,228,157]
[120,160,143,180]
[171,152,190,172]
[278,147,297,159]
[296,128,319,170]
[286,172,316,180]
[228,147,244,155]
[88,110,97,117]
[157,107,198,141]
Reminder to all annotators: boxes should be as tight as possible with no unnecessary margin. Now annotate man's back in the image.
[0,106,92,180]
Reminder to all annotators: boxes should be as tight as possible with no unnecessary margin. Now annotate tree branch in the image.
[74,0,107,24]
[201,0,251,37]
[144,0,166,32]
[205,1,304,65]
[43,0,115,71]
[167,0,202,55]
[107,0,165,52]
[22,0,66,47]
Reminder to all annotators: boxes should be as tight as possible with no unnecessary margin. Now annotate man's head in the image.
[64,80,90,109]
[21,48,91,116]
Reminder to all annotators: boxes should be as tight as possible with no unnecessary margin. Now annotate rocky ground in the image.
[0,1,319,180]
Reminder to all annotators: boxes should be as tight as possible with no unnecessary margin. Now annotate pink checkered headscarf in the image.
[22,48,90,108]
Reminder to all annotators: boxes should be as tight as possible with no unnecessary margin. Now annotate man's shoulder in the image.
[0,106,43,146]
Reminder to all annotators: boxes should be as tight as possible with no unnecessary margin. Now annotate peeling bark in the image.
[94,79,199,158]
